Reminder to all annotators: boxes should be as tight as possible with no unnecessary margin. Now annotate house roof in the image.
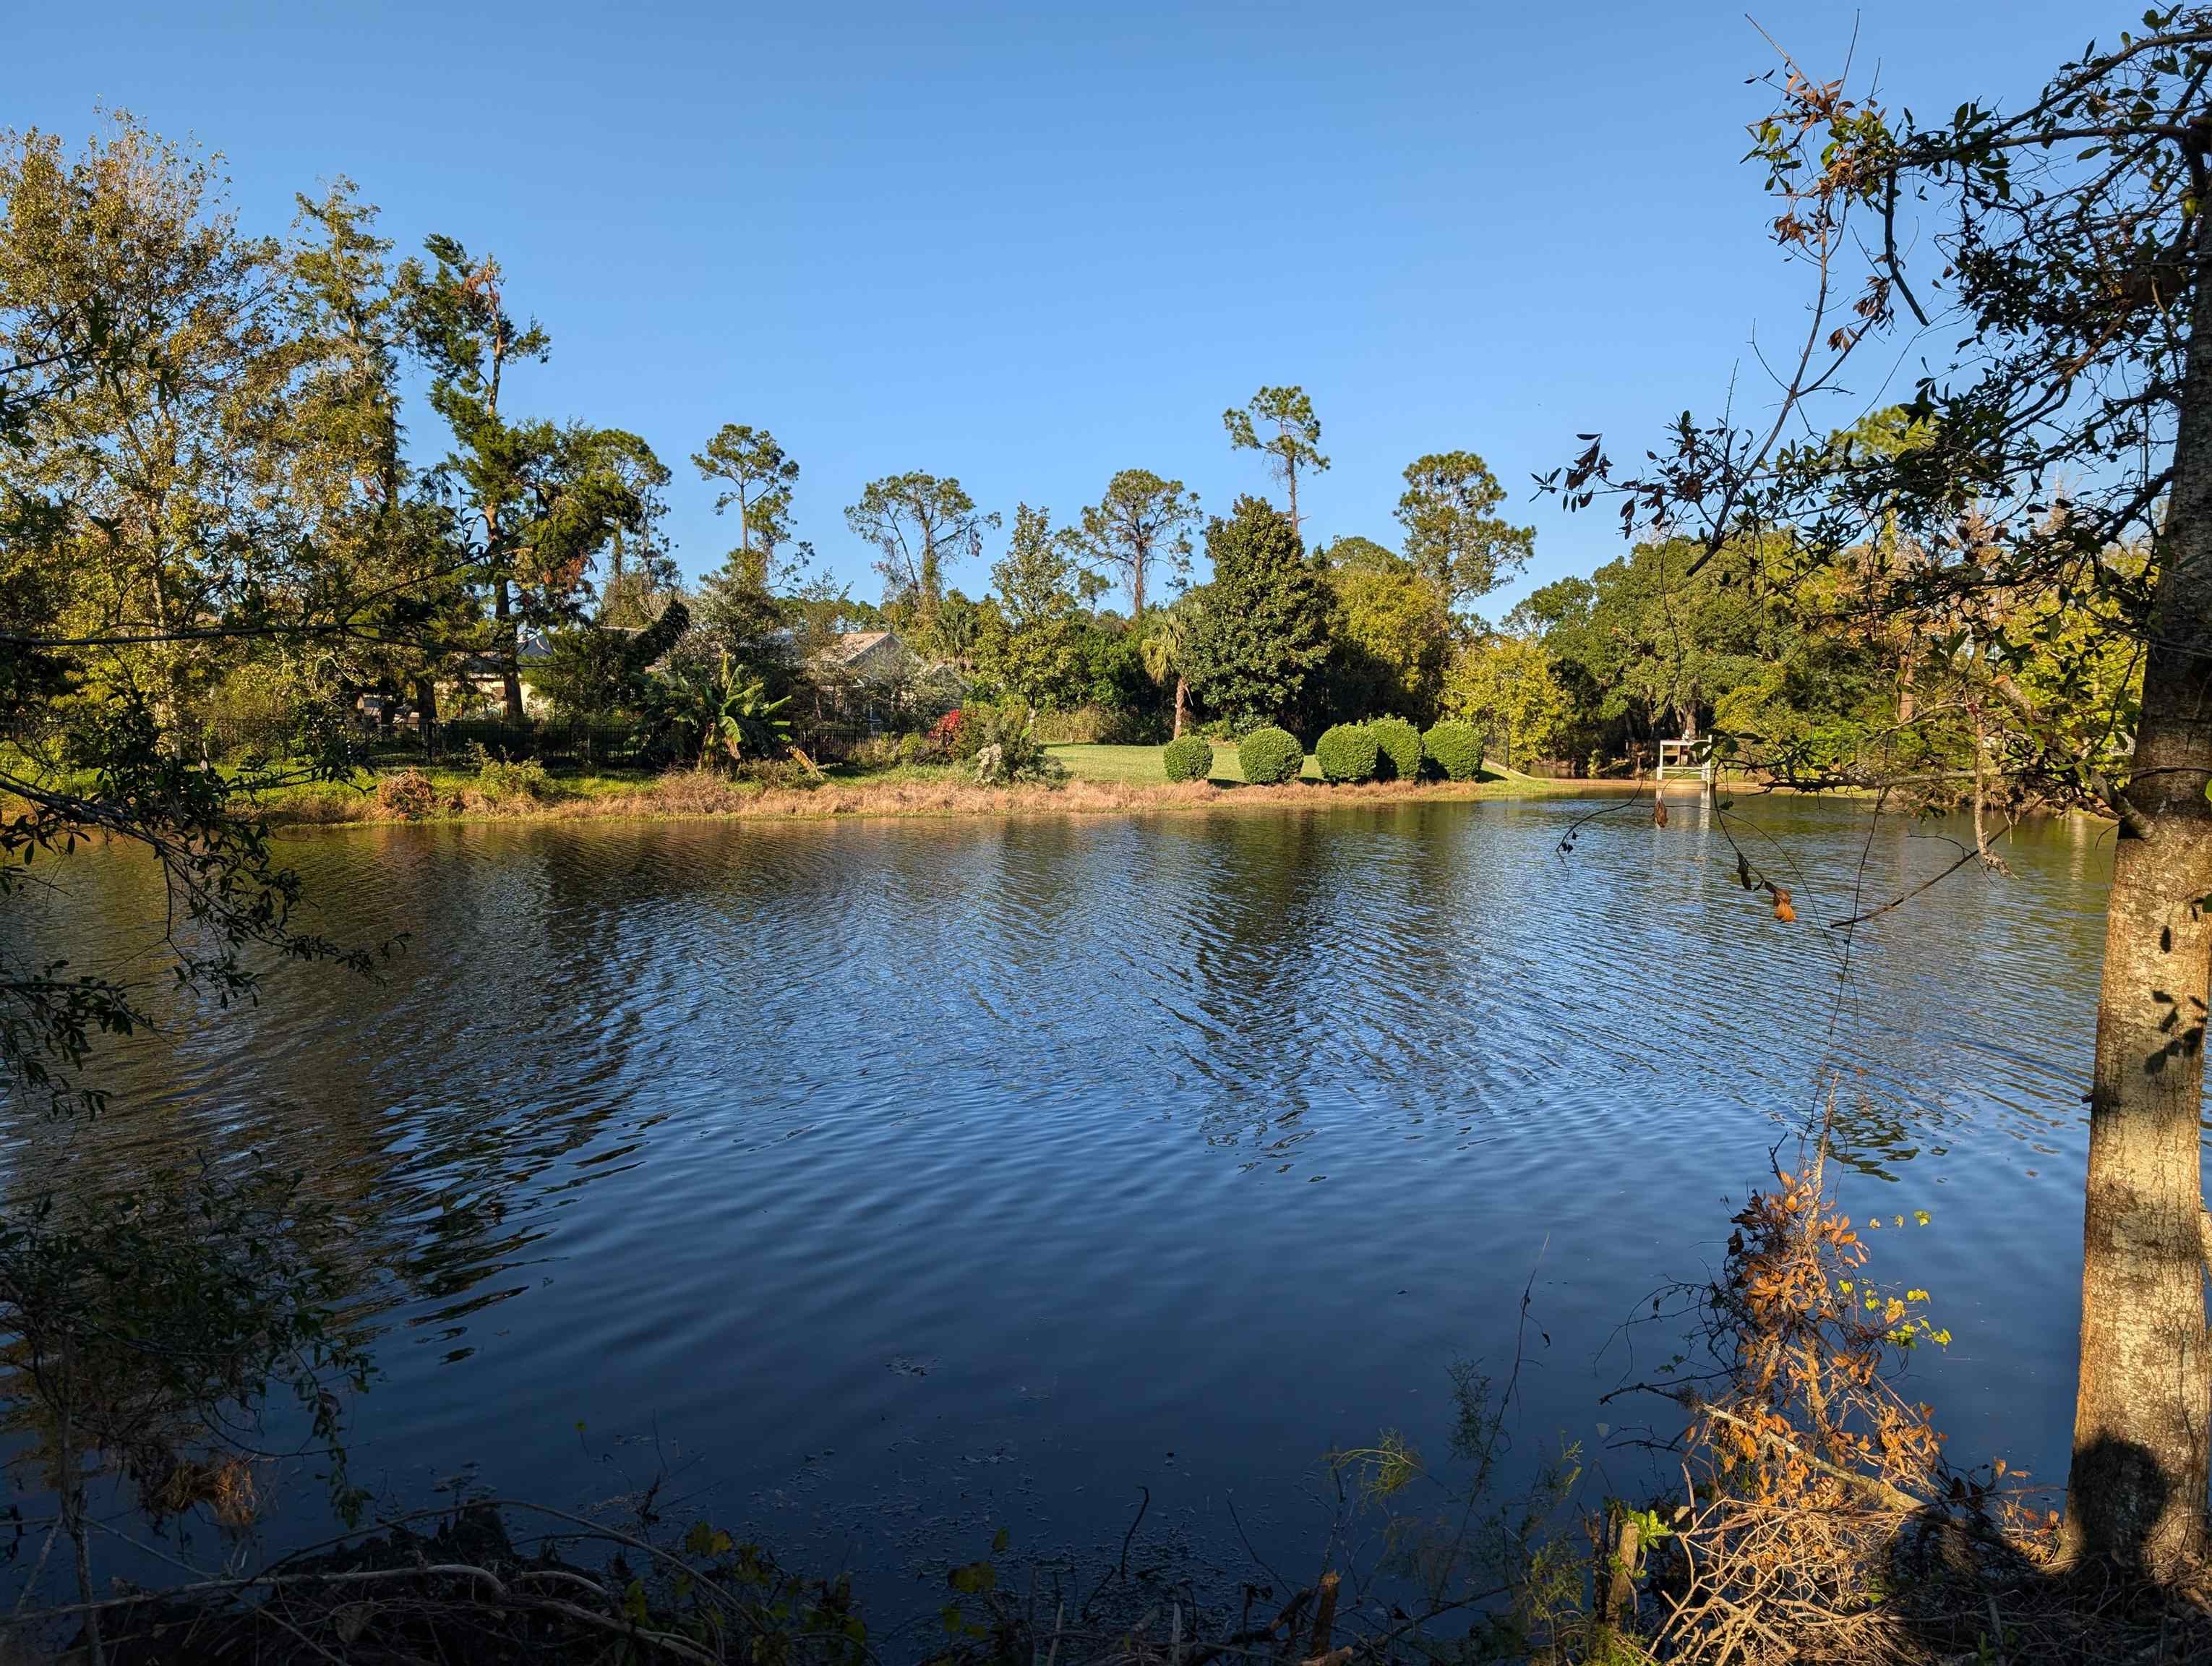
[817,630,899,665]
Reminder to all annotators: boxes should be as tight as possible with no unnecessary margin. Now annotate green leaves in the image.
[1224,385,1329,523]
[1180,497,1332,732]
[1066,468,1201,618]
[844,471,998,622]
[1396,450,1536,612]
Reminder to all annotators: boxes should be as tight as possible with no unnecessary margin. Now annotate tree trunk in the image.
[2059,208,2212,1576]
[494,576,524,724]
[414,676,439,758]
[1173,675,1188,740]
[1132,556,1145,621]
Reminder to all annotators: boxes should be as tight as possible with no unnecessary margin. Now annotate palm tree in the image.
[1139,607,1193,739]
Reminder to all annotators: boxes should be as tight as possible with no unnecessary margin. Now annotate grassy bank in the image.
[254,745,1613,828]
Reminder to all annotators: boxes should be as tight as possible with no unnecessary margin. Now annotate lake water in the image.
[4,794,2130,1620]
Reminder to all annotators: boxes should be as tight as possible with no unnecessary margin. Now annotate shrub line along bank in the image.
[254,761,1617,829]
[254,717,1606,826]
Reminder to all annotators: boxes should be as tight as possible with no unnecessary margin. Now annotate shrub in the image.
[1314,722,1380,783]
[468,742,553,803]
[376,769,438,820]
[928,709,964,757]
[947,709,990,762]
[1423,719,1484,782]
[849,735,900,771]
[1162,733,1214,782]
[895,732,930,767]
[972,704,1068,785]
[1370,715,1423,781]
[1032,705,1156,746]
[1238,726,1304,785]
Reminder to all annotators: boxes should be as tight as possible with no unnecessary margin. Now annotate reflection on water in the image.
[1,795,2129,1610]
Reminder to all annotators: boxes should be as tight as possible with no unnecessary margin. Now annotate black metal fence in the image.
[203,710,888,772]
[359,718,674,770]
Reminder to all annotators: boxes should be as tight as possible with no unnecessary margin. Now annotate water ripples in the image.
[0,795,2130,1615]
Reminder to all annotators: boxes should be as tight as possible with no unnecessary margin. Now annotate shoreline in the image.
[258,768,1652,830]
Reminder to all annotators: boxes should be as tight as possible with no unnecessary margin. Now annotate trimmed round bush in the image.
[1162,732,1214,782]
[1314,722,1381,783]
[1238,725,1304,785]
[1369,715,1423,781]
[1422,719,1484,782]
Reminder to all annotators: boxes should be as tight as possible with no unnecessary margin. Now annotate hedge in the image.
[1162,733,1214,782]
[1314,722,1380,783]
[1422,719,1483,782]
[1238,726,1304,785]
[1369,715,1423,780]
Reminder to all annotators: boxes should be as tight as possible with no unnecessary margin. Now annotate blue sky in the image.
[18,1,2106,613]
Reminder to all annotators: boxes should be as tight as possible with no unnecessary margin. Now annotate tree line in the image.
[7,107,2104,795]
[11,0,2212,1599]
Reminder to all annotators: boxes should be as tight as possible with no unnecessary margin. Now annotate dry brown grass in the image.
[260,768,1607,829]
[1614,1138,2212,1665]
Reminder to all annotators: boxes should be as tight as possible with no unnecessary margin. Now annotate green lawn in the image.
[1048,740,1287,784]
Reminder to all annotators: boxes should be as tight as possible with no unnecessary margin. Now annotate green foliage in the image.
[466,742,553,802]
[1161,732,1214,782]
[1222,385,1328,526]
[1314,721,1380,783]
[690,425,814,669]
[652,650,791,767]
[1029,704,1155,746]
[1237,725,1303,785]
[1319,544,1453,725]
[399,234,657,715]
[691,422,799,562]
[1423,718,1484,781]
[1394,450,1535,612]
[944,708,987,761]
[976,503,1084,707]
[1065,468,1201,617]
[1180,497,1331,732]
[1446,631,1569,771]
[537,597,690,719]
[1369,714,1423,780]
[845,471,998,633]
[969,702,1068,785]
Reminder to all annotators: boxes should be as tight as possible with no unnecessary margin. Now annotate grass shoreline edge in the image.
[257,744,1639,830]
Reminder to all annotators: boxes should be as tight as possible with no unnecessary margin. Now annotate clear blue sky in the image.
[18,1,2104,613]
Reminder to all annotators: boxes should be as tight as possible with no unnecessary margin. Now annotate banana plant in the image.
[656,652,789,766]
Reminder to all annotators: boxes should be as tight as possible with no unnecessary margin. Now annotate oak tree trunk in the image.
[2060,205,2212,1576]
